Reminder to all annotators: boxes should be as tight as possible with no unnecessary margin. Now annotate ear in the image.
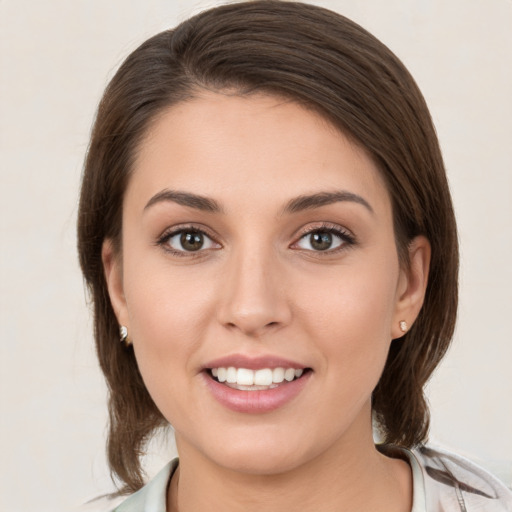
[102,239,129,327]
[391,236,431,339]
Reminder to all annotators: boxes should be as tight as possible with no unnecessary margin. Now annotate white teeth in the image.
[210,366,306,387]
[237,368,255,386]
[226,367,237,383]
[272,367,285,383]
[217,367,227,382]
[284,368,295,381]
[254,369,273,386]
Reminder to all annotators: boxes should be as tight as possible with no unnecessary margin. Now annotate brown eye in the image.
[180,231,204,251]
[310,232,333,251]
[295,229,346,252]
[163,229,218,253]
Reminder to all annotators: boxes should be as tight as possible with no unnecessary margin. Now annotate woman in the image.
[77,1,512,510]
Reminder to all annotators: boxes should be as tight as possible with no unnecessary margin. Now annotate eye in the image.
[294,225,355,252]
[160,228,219,254]
[297,230,342,251]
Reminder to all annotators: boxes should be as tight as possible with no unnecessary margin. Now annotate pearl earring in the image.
[399,320,408,333]
[119,325,132,346]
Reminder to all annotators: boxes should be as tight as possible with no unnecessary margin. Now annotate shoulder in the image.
[75,494,126,512]
[75,460,178,512]
[407,444,512,512]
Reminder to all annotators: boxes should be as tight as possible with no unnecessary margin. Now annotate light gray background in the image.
[1,1,511,511]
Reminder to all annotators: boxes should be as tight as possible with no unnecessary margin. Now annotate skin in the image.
[103,92,430,511]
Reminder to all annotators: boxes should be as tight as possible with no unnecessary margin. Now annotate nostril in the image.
[222,318,283,336]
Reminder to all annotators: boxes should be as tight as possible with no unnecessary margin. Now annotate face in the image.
[103,92,429,476]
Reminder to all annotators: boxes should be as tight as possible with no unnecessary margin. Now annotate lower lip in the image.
[203,371,311,414]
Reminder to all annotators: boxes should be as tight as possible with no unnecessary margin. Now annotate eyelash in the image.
[292,222,356,254]
[156,224,221,257]
[156,222,356,257]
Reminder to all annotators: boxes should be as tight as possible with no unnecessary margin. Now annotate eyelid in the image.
[290,222,356,252]
[156,223,222,255]
[156,221,355,256]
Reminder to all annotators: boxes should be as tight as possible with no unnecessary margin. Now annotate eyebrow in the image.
[143,189,373,216]
[144,189,223,213]
[283,191,374,215]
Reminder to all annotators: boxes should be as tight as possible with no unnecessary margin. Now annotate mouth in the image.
[202,355,312,412]
[206,366,311,391]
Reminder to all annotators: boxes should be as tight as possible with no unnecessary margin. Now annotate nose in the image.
[216,246,292,337]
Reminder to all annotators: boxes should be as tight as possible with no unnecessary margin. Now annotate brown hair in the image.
[78,0,458,493]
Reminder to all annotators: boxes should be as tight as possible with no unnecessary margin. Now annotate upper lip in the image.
[203,354,308,371]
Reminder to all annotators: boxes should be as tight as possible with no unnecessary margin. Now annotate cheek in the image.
[296,255,399,341]
[121,256,216,394]
[295,256,399,390]
[124,245,214,331]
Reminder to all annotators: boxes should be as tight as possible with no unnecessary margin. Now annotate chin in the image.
[195,426,320,476]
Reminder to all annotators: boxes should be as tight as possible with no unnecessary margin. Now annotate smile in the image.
[204,362,311,413]
[210,367,305,390]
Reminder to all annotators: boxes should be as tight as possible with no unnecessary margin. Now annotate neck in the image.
[168,427,412,512]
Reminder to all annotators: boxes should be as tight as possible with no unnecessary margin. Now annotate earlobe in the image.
[392,236,431,339]
[102,239,129,326]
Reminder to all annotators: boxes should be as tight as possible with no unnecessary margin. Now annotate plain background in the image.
[1,0,511,510]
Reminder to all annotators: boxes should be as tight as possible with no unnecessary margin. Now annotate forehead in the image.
[127,92,391,216]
